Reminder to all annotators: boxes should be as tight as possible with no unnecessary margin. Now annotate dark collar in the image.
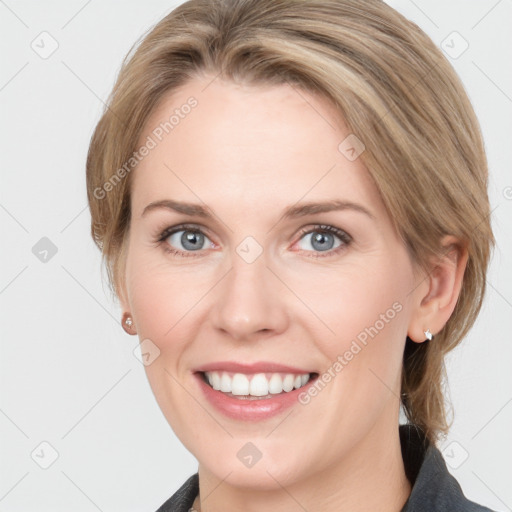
[156,424,494,512]
[399,424,494,511]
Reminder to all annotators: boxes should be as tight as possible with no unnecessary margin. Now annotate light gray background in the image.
[0,1,511,510]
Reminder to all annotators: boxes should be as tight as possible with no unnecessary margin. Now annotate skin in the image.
[119,74,467,512]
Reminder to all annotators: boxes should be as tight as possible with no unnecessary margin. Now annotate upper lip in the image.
[194,361,314,375]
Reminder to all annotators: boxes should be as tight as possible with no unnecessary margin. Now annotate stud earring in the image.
[424,329,433,341]
[122,313,136,334]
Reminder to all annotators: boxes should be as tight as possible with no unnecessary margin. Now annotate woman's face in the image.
[122,76,423,489]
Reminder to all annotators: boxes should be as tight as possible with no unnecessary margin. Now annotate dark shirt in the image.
[155,424,495,511]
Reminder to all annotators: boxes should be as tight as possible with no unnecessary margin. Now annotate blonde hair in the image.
[86,0,494,443]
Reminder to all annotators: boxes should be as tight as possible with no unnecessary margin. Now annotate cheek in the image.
[294,258,411,348]
[125,250,212,424]
[288,253,414,406]
[131,277,207,345]
[284,259,413,448]
[125,246,207,347]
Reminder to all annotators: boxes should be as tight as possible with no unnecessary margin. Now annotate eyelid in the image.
[156,222,214,242]
[295,224,351,242]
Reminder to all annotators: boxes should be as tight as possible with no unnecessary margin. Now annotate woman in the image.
[86,0,496,510]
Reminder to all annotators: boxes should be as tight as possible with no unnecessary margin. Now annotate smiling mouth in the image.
[198,371,319,400]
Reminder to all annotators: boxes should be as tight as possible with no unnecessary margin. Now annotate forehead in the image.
[130,76,383,218]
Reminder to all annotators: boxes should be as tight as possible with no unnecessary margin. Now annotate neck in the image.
[195,419,411,512]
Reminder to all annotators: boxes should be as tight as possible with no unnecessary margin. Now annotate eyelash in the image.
[295,225,352,258]
[155,223,352,259]
[156,223,211,258]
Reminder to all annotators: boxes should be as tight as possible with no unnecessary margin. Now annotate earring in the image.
[424,329,433,341]
[122,313,136,334]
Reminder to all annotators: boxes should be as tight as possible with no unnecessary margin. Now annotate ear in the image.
[114,241,136,334]
[117,279,130,315]
[118,282,138,335]
[115,252,130,313]
[407,236,468,343]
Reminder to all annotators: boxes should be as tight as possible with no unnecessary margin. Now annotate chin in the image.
[204,457,305,491]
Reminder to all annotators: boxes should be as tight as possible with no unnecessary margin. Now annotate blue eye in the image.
[296,225,352,256]
[298,231,341,252]
[158,225,214,256]
[168,230,207,251]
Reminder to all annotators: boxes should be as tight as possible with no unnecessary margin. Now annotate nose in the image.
[210,251,289,342]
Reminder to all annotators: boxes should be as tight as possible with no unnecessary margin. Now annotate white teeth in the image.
[282,374,294,392]
[249,373,269,396]
[211,372,221,391]
[231,373,250,395]
[220,372,232,393]
[268,373,283,394]
[203,371,312,397]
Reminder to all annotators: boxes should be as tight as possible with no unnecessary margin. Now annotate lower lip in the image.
[194,372,317,421]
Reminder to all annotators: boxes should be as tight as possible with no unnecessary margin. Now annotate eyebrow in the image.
[141,199,375,220]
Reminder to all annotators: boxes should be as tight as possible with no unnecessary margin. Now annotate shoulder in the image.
[154,473,198,512]
[400,425,497,512]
